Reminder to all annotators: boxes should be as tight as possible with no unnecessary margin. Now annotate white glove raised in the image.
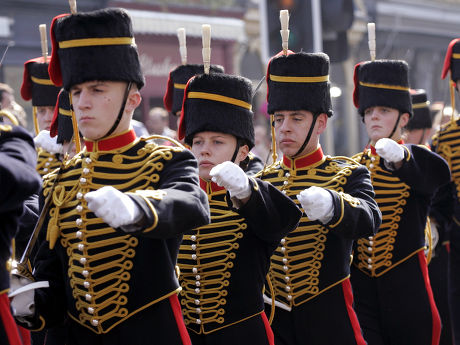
[10,275,35,317]
[34,130,62,154]
[210,161,251,200]
[375,138,405,164]
[297,186,334,224]
[84,186,143,230]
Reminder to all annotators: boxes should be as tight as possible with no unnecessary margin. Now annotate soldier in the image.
[433,37,460,345]
[176,72,301,344]
[163,37,263,175]
[405,89,454,345]
[20,56,62,177]
[10,8,210,345]
[0,124,41,345]
[258,50,381,345]
[351,59,450,345]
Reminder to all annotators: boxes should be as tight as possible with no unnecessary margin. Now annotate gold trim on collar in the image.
[359,81,409,91]
[174,83,186,89]
[59,37,134,49]
[269,74,329,83]
[59,108,72,116]
[412,101,430,109]
[31,76,54,86]
[453,53,460,59]
[187,91,252,110]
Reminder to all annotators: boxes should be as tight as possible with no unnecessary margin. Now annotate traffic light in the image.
[266,0,354,62]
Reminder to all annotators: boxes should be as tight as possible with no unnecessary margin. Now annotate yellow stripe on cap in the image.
[59,37,134,49]
[31,76,54,86]
[453,53,460,59]
[187,91,252,110]
[412,101,430,109]
[59,108,72,116]
[270,74,329,83]
[359,81,409,92]
[174,83,186,90]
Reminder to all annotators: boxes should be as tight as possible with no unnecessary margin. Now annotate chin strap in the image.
[292,113,319,158]
[100,82,133,139]
[387,111,402,141]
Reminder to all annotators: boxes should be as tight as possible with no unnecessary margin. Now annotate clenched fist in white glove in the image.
[210,161,251,200]
[85,186,143,230]
[10,275,35,317]
[297,186,334,224]
[375,138,405,164]
[34,130,62,154]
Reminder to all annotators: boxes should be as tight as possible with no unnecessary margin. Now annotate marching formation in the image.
[1,4,459,345]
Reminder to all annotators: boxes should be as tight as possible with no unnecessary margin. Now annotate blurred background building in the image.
[1,0,460,155]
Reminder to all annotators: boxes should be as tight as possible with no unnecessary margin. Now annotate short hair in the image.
[0,83,13,98]
[149,107,168,120]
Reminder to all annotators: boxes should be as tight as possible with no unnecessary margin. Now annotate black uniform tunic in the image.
[259,146,381,345]
[178,176,301,345]
[432,120,460,345]
[22,130,210,345]
[0,125,41,345]
[351,143,450,345]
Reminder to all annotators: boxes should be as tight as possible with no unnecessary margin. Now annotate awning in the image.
[127,9,246,43]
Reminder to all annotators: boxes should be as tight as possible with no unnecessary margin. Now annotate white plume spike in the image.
[202,24,211,74]
[367,22,376,61]
[280,10,290,55]
[69,0,77,14]
[39,24,48,63]
[177,28,187,65]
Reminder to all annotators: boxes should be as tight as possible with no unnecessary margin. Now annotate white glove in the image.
[210,161,251,200]
[10,275,35,317]
[297,186,334,224]
[85,186,143,230]
[375,138,405,164]
[34,130,62,154]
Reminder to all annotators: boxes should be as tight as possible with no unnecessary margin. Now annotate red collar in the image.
[85,129,137,152]
[200,178,225,194]
[369,139,404,155]
[282,146,324,169]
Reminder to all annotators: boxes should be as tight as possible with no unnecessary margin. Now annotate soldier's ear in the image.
[399,113,410,128]
[126,89,142,113]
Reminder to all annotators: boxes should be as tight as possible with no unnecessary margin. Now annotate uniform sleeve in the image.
[391,144,451,196]
[0,125,41,212]
[244,154,265,176]
[326,165,382,239]
[233,177,302,243]
[126,148,210,238]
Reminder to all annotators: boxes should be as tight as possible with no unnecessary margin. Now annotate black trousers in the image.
[265,279,366,345]
[65,294,190,345]
[351,251,441,345]
[189,312,273,345]
[429,243,453,345]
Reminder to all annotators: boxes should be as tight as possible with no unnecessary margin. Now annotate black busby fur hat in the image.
[442,38,460,82]
[49,8,144,91]
[50,89,73,144]
[353,59,412,117]
[164,64,224,115]
[21,57,61,107]
[178,73,255,149]
[266,51,333,117]
[406,89,432,130]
